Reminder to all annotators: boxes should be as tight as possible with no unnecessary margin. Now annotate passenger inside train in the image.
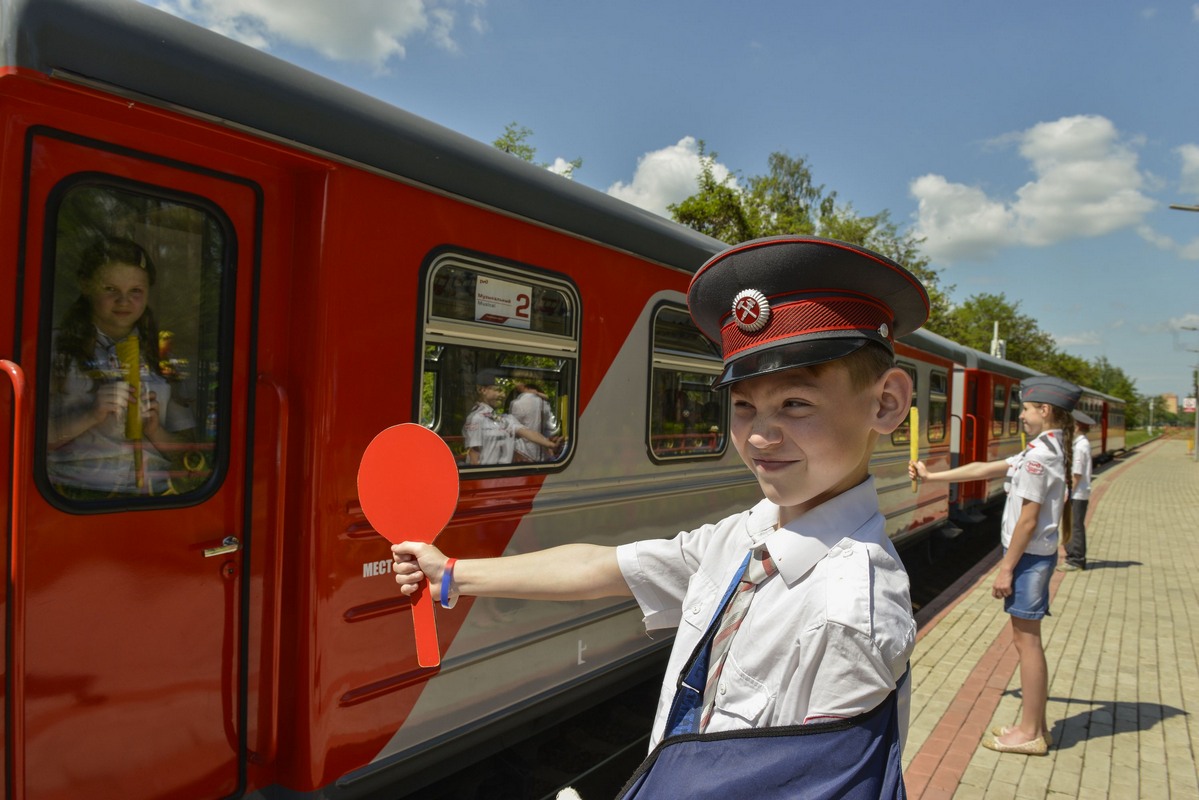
[394,235,930,797]
[42,185,225,500]
[462,367,560,465]
[46,235,193,497]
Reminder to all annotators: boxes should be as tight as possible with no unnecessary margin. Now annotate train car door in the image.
[12,130,260,799]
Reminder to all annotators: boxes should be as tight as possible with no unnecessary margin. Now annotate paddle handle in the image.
[410,581,441,668]
[909,407,920,494]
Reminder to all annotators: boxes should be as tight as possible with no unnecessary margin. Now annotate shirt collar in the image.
[744,476,880,585]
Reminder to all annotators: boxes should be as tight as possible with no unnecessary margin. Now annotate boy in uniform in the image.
[393,236,928,798]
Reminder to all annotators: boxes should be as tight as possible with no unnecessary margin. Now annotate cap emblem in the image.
[732,289,771,333]
[878,322,890,339]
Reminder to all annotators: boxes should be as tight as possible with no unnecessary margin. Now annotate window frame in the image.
[35,174,237,512]
[418,250,580,473]
[646,302,727,463]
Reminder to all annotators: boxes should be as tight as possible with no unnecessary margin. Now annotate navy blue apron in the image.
[617,552,907,799]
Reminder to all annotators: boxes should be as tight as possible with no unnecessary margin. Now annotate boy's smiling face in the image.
[730,361,910,526]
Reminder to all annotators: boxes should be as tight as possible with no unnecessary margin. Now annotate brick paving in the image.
[902,437,1199,799]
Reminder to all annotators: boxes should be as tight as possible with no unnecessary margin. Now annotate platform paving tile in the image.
[902,438,1199,798]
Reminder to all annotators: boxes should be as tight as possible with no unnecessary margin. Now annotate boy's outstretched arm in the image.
[392,541,631,605]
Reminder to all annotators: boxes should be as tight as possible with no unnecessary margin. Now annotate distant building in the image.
[1163,393,1179,414]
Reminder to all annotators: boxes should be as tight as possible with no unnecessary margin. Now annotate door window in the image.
[41,181,229,503]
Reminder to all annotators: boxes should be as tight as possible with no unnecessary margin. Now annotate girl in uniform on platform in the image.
[911,376,1079,756]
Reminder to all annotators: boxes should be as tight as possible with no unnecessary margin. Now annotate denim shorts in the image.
[1003,549,1057,620]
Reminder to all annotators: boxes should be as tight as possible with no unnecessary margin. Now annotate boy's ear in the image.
[871,367,913,434]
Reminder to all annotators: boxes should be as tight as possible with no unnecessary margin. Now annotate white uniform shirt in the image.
[1002,431,1067,556]
[509,391,556,462]
[462,402,525,465]
[617,477,916,750]
[1071,434,1092,501]
[47,329,191,493]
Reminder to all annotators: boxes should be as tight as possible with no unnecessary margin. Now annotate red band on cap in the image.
[719,295,893,361]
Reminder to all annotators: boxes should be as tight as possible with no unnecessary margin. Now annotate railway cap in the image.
[687,236,930,387]
[475,368,505,386]
[1019,376,1081,411]
[1071,409,1096,426]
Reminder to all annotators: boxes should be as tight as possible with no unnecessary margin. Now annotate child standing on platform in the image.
[393,236,928,798]
[911,376,1080,756]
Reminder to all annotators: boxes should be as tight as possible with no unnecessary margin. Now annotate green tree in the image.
[669,148,952,326]
[668,143,755,243]
[492,122,582,179]
[938,293,1058,371]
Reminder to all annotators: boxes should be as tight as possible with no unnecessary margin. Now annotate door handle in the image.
[203,536,241,558]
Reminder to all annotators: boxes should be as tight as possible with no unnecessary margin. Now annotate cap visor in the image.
[713,338,872,388]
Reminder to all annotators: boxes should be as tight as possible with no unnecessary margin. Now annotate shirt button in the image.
[842,547,854,558]
[719,683,727,695]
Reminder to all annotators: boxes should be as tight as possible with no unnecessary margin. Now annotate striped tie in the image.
[700,547,776,730]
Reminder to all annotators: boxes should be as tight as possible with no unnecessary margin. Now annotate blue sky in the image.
[145,0,1199,402]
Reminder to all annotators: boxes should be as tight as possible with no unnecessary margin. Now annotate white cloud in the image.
[911,115,1155,263]
[1054,331,1103,347]
[1178,143,1199,197]
[606,137,735,218]
[151,0,481,71]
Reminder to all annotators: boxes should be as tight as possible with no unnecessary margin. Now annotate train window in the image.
[993,384,1007,437]
[429,262,574,336]
[421,256,577,469]
[1008,385,1021,435]
[928,370,948,443]
[890,363,919,446]
[41,183,227,503]
[649,306,726,460]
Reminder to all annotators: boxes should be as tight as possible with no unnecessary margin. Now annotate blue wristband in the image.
[440,558,457,609]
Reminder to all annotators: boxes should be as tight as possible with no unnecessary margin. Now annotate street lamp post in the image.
[1185,326,1199,464]
[1172,203,1199,461]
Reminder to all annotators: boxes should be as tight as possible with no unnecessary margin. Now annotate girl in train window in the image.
[44,185,223,499]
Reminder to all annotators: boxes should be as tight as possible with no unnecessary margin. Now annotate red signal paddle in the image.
[358,423,460,668]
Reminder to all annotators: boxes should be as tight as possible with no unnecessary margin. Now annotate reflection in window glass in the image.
[423,345,571,467]
[422,257,578,470]
[993,384,1007,436]
[928,370,948,443]
[429,264,573,336]
[44,184,224,500]
[891,364,918,446]
[649,307,726,459]
[1008,386,1021,435]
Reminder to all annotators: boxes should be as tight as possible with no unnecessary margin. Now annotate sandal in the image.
[990,724,1052,746]
[981,734,1048,756]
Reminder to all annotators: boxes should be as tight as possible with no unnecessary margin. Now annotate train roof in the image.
[1,0,726,274]
[900,329,1125,406]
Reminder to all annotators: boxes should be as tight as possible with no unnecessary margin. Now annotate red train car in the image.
[0,2,1125,798]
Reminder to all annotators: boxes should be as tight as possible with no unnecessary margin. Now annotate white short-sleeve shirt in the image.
[617,477,916,750]
[462,402,525,465]
[1072,434,1092,501]
[1002,431,1067,555]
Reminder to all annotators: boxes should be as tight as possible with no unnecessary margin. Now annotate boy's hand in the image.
[392,541,452,600]
[907,460,928,481]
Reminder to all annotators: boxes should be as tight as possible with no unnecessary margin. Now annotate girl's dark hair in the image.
[53,237,160,384]
[1047,405,1076,545]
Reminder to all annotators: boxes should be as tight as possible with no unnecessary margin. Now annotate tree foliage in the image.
[668,145,952,326]
[492,122,582,179]
[667,145,1149,420]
